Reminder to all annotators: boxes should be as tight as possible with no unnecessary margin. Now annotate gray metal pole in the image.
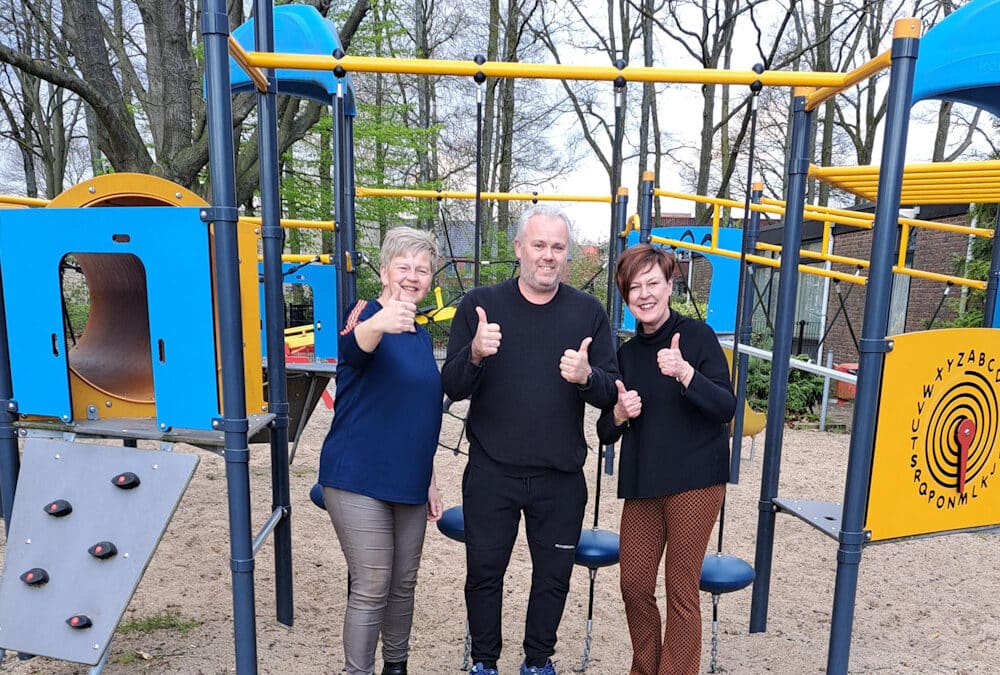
[749,89,814,633]
[819,351,834,432]
[827,21,919,674]
[730,184,763,483]
[253,0,293,628]
[202,2,258,670]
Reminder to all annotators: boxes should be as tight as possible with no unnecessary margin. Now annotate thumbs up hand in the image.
[613,379,642,425]
[560,336,593,385]
[657,333,694,386]
[375,282,417,334]
[470,306,502,364]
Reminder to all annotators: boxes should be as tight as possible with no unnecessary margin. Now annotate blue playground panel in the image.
[259,262,338,361]
[0,207,220,431]
[912,0,1000,117]
[624,226,742,334]
[229,4,357,112]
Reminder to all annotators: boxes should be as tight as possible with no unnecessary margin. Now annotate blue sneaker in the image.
[470,663,499,675]
[519,660,556,675]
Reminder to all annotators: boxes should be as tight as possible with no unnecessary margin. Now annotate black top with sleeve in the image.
[442,279,619,475]
[597,310,736,499]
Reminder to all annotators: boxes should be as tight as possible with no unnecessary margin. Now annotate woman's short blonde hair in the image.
[379,226,439,269]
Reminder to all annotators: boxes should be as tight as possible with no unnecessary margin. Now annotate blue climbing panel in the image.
[0,207,220,430]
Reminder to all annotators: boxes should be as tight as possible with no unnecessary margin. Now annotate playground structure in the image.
[0,1,995,674]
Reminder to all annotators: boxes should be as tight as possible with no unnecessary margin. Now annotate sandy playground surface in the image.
[0,392,998,674]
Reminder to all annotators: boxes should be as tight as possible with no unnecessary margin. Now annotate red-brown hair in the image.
[615,244,678,299]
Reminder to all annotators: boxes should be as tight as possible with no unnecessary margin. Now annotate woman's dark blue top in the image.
[319,300,443,505]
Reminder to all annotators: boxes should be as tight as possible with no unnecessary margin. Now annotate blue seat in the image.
[575,528,619,568]
[700,552,754,594]
[436,504,466,543]
[309,483,326,510]
[700,553,754,673]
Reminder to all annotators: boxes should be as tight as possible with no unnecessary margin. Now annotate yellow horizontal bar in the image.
[241,216,336,231]
[756,242,870,269]
[228,36,269,93]
[815,159,1000,177]
[355,186,611,203]
[805,49,892,110]
[256,254,333,264]
[0,194,50,207]
[649,235,867,285]
[893,266,986,290]
[244,52,849,87]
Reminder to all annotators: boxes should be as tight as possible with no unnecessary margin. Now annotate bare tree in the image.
[0,0,370,203]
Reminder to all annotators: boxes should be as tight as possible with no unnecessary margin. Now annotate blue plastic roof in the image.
[912,0,1000,117]
[230,4,356,114]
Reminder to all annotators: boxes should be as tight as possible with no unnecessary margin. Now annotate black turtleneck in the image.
[597,310,736,499]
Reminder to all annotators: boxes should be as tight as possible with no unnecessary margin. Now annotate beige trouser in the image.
[324,487,427,675]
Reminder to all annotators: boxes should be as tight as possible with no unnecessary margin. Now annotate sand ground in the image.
[0,392,997,674]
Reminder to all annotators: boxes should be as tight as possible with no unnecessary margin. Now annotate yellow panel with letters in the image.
[867,328,1000,542]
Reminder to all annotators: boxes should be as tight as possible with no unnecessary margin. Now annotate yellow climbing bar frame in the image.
[239,51,852,87]
[650,187,990,291]
[355,186,611,203]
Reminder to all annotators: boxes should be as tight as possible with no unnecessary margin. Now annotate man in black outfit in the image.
[442,204,619,675]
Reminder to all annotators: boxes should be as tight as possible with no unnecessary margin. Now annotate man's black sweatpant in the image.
[462,458,588,667]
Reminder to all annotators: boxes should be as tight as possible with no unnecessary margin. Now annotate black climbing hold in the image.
[20,568,49,586]
[88,541,118,560]
[111,472,141,490]
[66,615,93,629]
[44,499,72,517]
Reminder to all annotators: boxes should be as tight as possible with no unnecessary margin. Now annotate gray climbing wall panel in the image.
[0,438,198,665]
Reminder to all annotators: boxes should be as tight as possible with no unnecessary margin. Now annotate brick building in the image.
[755,204,973,366]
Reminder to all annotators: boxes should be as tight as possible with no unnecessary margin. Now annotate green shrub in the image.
[746,350,824,421]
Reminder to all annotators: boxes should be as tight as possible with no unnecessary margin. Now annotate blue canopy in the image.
[230,4,356,114]
[912,0,1000,116]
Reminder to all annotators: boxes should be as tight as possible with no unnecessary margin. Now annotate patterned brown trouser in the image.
[619,483,725,675]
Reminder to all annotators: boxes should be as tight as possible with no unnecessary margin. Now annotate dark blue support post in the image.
[827,20,920,674]
[331,71,347,331]
[638,171,654,244]
[343,111,358,308]
[729,184,763,483]
[605,71,626,317]
[602,71,627,477]
[202,2,258,670]
[0,274,18,530]
[334,68,357,307]
[610,189,629,333]
[984,206,1000,328]
[253,0,293,628]
[749,88,815,633]
[605,189,630,476]
[472,58,486,288]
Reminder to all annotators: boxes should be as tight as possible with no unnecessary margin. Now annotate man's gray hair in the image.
[379,226,439,269]
[515,204,572,240]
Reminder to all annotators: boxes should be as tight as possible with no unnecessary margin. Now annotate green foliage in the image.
[117,610,202,636]
[111,651,157,666]
[939,197,996,328]
[745,341,824,420]
[670,299,709,320]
